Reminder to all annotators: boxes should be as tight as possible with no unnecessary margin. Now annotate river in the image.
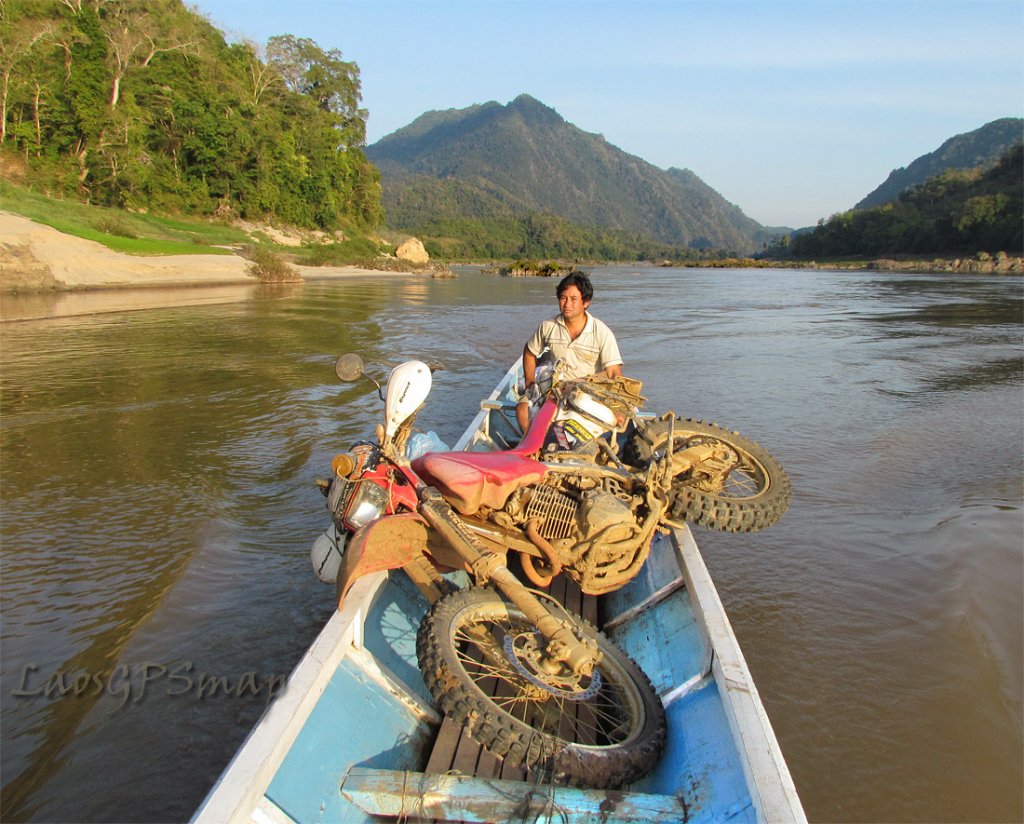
[1,266,1021,823]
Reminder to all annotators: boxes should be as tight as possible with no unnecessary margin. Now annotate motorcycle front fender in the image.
[336,513,430,610]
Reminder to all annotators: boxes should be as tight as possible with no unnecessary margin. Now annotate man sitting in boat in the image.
[516,270,623,433]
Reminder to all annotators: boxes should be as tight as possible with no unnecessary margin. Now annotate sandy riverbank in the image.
[0,211,387,292]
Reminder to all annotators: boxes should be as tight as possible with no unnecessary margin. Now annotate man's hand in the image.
[518,382,541,405]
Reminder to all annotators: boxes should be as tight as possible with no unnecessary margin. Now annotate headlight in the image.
[343,481,390,529]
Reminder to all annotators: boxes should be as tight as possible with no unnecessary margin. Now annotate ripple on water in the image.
[1,268,1021,822]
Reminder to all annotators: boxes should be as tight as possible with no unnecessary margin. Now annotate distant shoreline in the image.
[670,255,1023,274]
[494,255,1023,276]
[3,211,1019,304]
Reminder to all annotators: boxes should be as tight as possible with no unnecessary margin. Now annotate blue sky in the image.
[192,0,1023,229]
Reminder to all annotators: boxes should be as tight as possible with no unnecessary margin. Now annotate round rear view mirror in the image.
[335,353,365,382]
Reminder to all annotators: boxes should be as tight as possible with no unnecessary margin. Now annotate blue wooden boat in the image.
[193,362,806,823]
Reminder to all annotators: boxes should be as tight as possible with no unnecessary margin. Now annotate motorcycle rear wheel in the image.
[625,417,791,532]
[416,586,666,788]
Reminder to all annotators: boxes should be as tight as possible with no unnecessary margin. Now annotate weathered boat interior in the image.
[197,527,798,823]
[193,367,804,824]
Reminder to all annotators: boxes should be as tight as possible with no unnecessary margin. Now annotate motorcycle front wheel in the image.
[625,417,791,532]
[416,586,666,788]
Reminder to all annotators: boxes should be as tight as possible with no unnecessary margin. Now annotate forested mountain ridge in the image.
[5,0,1016,264]
[780,143,1023,259]
[367,94,783,256]
[0,0,381,230]
[855,118,1023,210]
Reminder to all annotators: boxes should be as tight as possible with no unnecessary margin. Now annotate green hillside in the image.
[5,0,1016,266]
[0,0,381,231]
[367,94,782,258]
[856,118,1023,210]
[782,144,1023,259]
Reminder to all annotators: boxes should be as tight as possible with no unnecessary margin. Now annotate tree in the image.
[265,34,365,146]
[99,0,197,108]
[0,2,60,145]
[238,40,278,107]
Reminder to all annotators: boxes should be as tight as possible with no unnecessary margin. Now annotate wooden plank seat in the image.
[424,570,599,782]
[340,769,688,822]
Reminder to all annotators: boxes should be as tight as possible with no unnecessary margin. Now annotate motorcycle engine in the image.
[508,474,651,596]
[517,477,636,545]
[577,490,635,544]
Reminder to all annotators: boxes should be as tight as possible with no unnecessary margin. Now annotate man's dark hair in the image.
[556,270,593,302]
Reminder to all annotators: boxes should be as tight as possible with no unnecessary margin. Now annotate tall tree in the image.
[265,34,366,146]
[98,0,197,107]
[0,1,60,145]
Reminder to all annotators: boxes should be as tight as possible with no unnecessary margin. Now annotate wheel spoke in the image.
[451,617,639,745]
[456,651,515,679]
[463,660,634,743]
[421,587,666,786]
[725,466,761,496]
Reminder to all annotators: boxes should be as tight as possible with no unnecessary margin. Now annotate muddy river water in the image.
[1,266,1021,822]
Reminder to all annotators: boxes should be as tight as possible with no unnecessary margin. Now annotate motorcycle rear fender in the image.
[336,513,430,610]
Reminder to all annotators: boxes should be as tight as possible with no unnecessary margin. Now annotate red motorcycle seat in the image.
[412,451,547,515]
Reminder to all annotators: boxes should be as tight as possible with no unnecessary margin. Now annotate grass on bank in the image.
[0,181,402,268]
[1,182,245,255]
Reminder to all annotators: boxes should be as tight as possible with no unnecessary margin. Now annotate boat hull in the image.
[194,362,805,823]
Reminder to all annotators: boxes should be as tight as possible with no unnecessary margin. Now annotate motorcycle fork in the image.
[402,550,455,605]
[418,488,602,677]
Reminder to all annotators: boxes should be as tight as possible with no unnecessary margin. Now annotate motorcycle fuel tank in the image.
[384,360,432,440]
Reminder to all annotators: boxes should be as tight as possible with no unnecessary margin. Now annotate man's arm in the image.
[522,345,538,388]
[517,345,540,433]
[596,320,623,378]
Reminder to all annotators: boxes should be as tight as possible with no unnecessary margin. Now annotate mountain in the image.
[367,95,782,256]
[785,144,1023,259]
[855,118,1023,210]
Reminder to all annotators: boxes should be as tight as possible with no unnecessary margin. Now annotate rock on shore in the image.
[395,237,429,264]
[867,254,1022,274]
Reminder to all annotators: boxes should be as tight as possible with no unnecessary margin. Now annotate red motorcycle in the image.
[311,354,790,787]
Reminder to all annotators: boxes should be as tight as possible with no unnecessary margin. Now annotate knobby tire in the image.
[625,417,791,532]
[416,586,666,788]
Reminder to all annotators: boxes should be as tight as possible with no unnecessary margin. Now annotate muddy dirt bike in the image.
[310,354,790,788]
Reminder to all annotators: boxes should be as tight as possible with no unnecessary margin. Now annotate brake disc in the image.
[503,631,602,701]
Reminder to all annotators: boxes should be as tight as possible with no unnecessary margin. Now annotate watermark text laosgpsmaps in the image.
[10,661,287,712]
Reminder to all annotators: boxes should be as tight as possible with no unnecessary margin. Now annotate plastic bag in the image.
[405,431,450,460]
[515,360,555,399]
